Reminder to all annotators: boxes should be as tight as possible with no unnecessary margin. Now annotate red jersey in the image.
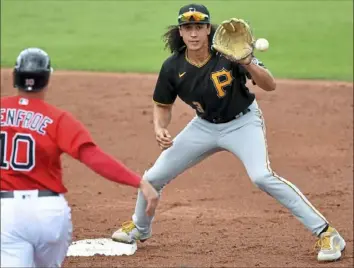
[0,96,95,193]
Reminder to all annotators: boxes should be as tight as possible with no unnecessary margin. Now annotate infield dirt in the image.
[1,69,353,267]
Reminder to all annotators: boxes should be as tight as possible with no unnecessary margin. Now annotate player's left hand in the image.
[212,18,255,63]
[139,180,159,217]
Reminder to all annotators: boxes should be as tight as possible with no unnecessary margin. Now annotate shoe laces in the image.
[314,232,331,251]
[121,221,136,233]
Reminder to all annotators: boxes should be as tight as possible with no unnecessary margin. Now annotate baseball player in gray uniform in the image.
[112,3,346,262]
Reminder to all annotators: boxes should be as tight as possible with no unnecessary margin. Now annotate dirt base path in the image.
[1,69,353,267]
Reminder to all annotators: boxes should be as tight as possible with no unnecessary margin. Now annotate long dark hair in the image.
[162,24,218,54]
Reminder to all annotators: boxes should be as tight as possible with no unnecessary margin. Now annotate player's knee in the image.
[249,171,272,189]
[143,170,172,191]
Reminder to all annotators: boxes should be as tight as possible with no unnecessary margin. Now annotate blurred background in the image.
[1,0,353,80]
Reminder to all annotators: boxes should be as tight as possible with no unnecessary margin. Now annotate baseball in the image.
[255,38,269,51]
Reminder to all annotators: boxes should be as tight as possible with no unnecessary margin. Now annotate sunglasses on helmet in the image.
[178,11,209,23]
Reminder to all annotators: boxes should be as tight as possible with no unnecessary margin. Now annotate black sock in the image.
[319,224,329,236]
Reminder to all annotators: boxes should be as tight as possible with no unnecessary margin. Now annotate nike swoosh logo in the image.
[179,72,186,78]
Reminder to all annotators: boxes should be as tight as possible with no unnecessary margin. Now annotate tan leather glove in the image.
[212,18,255,64]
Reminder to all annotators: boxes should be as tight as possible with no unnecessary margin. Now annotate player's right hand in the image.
[155,127,173,150]
[139,180,159,217]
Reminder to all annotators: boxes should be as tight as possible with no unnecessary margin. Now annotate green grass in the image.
[1,0,353,80]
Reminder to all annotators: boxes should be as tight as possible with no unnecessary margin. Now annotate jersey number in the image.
[0,131,35,171]
[211,68,234,98]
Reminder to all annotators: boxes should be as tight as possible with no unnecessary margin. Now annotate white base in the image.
[66,238,137,257]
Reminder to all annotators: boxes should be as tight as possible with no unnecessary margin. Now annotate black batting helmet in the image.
[13,48,53,92]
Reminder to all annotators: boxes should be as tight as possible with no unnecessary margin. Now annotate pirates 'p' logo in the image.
[210,68,234,98]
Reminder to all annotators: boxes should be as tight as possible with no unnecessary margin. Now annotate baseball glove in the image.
[212,18,255,63]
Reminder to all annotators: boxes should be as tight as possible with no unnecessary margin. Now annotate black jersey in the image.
[153,48,265,123]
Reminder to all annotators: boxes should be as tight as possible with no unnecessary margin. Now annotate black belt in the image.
[203,108,251,124]
[0,190,59,199]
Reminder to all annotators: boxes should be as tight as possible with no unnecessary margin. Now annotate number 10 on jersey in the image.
[0,131,35,171]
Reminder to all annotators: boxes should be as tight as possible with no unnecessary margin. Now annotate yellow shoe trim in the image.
[314,227,336,251]
[315,235,331,251]
[121,221,136,233]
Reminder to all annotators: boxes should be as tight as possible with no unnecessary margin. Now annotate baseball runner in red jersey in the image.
[0,48,159,267]
[111,3,346,262]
